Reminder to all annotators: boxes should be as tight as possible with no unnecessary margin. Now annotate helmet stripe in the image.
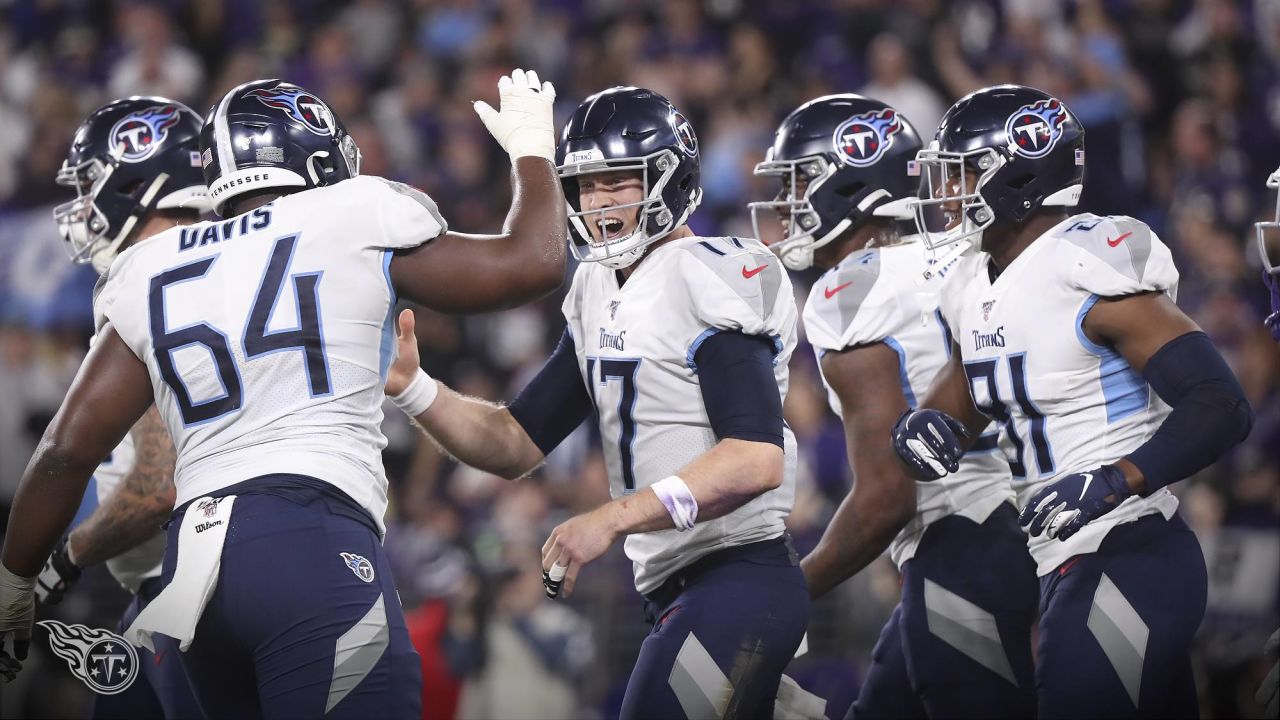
[213,86,238,178]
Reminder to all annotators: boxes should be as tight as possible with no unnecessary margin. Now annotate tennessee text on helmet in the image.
[750,94,924,271]
[53,97,210,273]
[201,79,361,216]
[554,87,702,270]
[912,85,1085,252]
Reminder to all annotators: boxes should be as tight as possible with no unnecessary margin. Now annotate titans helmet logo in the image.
[1005,98,1068,159]
[108,105,182,163]
[246,86,336,136]
[38,620,139,695]
[671,112,698,156]
[833,109,902,167]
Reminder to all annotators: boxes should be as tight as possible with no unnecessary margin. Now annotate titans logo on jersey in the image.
[108,105,183,163]
[833,108,902,167]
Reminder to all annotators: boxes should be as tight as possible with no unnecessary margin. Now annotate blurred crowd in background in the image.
[1,0,1278,718]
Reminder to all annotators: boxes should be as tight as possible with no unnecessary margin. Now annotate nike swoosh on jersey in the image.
[1106,232,1132,247]
[742,264,768,279]
[824,281,854,299]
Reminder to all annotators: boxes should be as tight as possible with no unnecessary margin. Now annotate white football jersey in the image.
[804,242,1014,568]
[562,235,799,595]
[94,176,447,534]
[90,432,166,594]
[938,213,1181,576]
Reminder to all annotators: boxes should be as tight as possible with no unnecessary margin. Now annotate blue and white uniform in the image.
[805,242,1038,718]
[938,214,1207,718]
[515,235,809,719]
[93,175,443,718]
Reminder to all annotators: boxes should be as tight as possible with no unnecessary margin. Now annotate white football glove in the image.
[473,68,557,162]
[0,563,36,683]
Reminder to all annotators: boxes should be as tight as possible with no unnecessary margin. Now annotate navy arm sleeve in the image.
[508,329,594,455]
[694,331,784,448]
[1125,331,1254,493]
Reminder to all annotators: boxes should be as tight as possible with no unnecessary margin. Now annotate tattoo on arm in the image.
[68,406,176,568]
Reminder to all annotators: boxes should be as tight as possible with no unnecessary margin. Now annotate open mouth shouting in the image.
[595,215,629,242]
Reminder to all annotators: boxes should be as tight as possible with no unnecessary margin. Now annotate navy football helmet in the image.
[54,97,209,273]
[913,84,1085,251]
[200,79,360,216]
[751,94,923,270]
[555,86,701,269]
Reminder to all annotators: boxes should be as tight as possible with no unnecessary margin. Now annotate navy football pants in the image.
[159,491,422,719]
[619,537,811,720]
[91,577,203,719]
[1037,512,1207,719]
[851,502,1039,719]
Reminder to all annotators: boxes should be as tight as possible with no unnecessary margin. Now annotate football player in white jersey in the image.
[752,94,1038,717]
[381,86,808,719]
[892,85,1254,718]
[29,96,206,716]
[0,70,566,718]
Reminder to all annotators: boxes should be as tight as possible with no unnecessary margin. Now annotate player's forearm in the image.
[495,157,567,299]
[802,464,915,599]
[68,406,176,566]
[2,442,100,577]
[603,439,784,536]
[412,384,543,479]
[920,348,990,449]
[67,488,170,567]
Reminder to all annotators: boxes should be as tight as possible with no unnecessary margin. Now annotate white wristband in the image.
[391,368,439,418]
[651,475,698,531]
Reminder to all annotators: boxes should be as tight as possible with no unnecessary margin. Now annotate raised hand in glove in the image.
[473,68,557,162]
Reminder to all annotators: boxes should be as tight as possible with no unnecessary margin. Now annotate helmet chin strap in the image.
[920,239,972,282]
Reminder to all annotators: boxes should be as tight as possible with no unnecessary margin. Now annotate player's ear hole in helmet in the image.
[555,86,702,270]
[200,79,361,217]
[912,84,1085,252]
[53,97,210,273]
[750,94,924,271]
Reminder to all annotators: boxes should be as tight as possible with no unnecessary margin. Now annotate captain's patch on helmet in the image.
[256,146,285,163]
